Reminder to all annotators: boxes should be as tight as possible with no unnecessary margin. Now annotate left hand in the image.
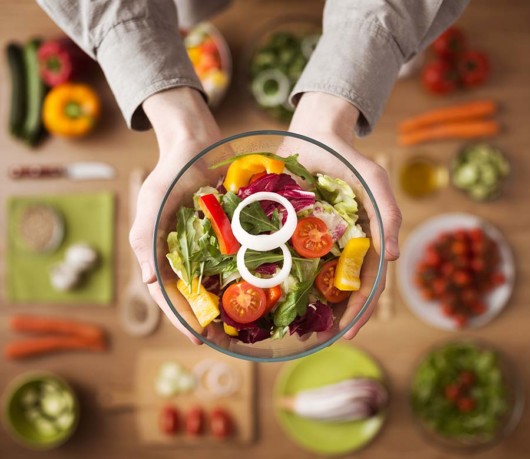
[288,92,402,339]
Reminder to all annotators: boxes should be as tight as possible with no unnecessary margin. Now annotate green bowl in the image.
[2,372,79,450]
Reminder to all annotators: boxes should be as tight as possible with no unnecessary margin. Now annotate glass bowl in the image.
[409,339,524,453]
[154,130,384,362]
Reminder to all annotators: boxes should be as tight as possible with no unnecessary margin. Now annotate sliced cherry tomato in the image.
[185,406,204,437]
[292,217,333,259]
[457,397,475,413]
[444,383,460,402]
[210,407,233,439]
[458,50,490,87]
[222,281,267,324]
[264,285,282,312]
[315,259,350,304]
[433,26,466,59]
[159,405,180,435]
[422,59,459,94]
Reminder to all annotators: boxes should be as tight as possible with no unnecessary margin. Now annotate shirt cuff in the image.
[290,18,403,137]
[97,18,205,131]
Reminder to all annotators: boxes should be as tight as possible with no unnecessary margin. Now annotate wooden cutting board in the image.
[102,348,256,446]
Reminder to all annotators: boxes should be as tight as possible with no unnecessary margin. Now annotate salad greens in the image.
[222,191,279,234]
[411,342,509,440]
[273,278,314,327]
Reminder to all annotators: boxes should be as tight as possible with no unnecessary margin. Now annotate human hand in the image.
[288,92,402,339]
[129,87,221,344]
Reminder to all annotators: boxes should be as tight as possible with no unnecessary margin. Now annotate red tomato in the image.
[159,405,179,435]
[201,37,218,56]
[210,407,233,439]
[222,281,267,324]
[433,26,467,59]
[185,406,204,437]
[491,272,505,286]
[292,217,333,258]
[457,397,475,413]
[444,383,460,401]
[315,260,350,304]
[458,50,490,87]
[422,59,459,94]
[458,370,476,387]
[264,285,282,312]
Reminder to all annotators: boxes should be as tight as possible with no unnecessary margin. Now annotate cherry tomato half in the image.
[315,260,350,304]
[222,281,267,324]
[292,217,333,258]
[210,407,233,440]
[159,405,180,435]
[264,285,282,313]
[185,406,204,437]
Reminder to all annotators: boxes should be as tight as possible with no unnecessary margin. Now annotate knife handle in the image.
[9,165,65,179]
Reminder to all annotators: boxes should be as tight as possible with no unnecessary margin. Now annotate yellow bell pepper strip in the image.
[334,237,371,291]
[223,154,284,192]
[198,193,240,255]
[223,323,238,337]
[42,83,100,137]
[177,278,220,327]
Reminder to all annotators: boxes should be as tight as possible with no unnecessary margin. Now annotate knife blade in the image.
[9,162,116,180]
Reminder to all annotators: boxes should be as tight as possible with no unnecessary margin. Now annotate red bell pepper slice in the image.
[198,194,240,255]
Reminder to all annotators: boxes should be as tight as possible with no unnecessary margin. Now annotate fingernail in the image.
[141,263,153,283]
[386,236,400,259]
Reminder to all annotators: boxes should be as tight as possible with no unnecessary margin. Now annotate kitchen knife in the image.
[9,162,116,180]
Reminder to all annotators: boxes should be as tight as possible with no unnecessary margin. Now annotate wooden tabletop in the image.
[1,1,529,458]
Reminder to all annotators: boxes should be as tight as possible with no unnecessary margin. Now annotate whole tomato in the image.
[458,50,490,87]
[422,59,459,94]
[433,26,466,59]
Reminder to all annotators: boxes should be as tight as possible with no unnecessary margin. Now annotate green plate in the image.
[274,344,386,456]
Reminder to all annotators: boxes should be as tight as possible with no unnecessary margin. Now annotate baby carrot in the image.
[398,120,500,146]
[9,315,104,341]
[398,100,497,133]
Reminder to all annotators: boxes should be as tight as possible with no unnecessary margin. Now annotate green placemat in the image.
[6,193,115,304]
[274,344,386,456]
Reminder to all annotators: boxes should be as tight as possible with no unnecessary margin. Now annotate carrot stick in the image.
[4,336,107,360]
[398,120,500,146]
[9,315,104,341]
[398,100,497,133]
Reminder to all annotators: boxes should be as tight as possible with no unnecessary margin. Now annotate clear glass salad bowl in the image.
[154,130,384,362]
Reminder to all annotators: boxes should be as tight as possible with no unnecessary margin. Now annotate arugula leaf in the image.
[292,257,320,283]
[176,207,197,285]
[210,152,316,186]
[222,191,278,235]
[273,279,314,327]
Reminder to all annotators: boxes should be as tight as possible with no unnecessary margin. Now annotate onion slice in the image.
[237,244,292,288]
[231,191,297,252]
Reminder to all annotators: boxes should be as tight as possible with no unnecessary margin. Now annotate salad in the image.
[411,342,509,444]
[166,153,370,343]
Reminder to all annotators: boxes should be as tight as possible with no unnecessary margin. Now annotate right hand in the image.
[129,87,221,344]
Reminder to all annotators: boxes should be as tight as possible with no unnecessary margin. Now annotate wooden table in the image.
[1,1,529,458]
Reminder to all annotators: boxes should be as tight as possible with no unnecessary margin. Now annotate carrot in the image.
[9,315,104,341]
[4,336,106,360]
[398,120,500,146]
[398,101,497,133]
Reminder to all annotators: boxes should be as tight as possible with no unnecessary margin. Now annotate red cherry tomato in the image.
[457,397,475,413]
[185,406,204,437]
[210,407,233,440]
[159,405,180,435]
[292,217,333,258]
[222,281,267,324]
[444,383,460,401]
[458,50,490,87]
[433,26,467,59]
[315,260,350,304]
[264,285,282,312]
[422,59,460,94]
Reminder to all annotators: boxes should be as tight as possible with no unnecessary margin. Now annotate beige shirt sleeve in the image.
[37,0,229,130]
[291,0,469,136]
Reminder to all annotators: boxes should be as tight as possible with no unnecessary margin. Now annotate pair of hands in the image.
[129,87,401,343]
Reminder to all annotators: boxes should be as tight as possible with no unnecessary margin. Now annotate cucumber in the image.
[21,38,46,146]
[5,43,26,138]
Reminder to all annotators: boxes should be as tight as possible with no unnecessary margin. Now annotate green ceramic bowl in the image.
[2,372,79,450]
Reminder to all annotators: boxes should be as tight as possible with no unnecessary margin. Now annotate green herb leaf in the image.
[222,191,278,235]
[273,279,314,327]
[176,207,197,286]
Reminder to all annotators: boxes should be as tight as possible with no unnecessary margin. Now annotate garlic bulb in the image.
[65,243,98,272]
[49,262,81,291]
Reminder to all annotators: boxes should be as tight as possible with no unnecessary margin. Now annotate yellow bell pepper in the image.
[42,83,100,137]
[177,278,220,327]
[334,238,371,291]
[223,154,285,192]
[223,323,238,337]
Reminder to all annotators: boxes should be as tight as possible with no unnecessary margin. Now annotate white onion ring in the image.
[237,243,292,288]
[192,359,241,398]
[231,192,297,252]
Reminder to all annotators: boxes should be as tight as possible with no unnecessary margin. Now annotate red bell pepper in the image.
[37,38,91,87]
[198,194,240,255]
